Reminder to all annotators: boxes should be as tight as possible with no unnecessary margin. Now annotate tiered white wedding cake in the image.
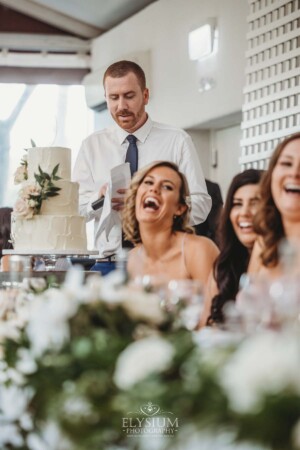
[12,147,88,253]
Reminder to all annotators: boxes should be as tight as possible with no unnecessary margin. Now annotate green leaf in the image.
[34,174,42,184]
[52,164,60,177]
[47,192,60,197]
[49,187,61,193]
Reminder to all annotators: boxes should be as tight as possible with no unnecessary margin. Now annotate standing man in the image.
[73,60,211,272]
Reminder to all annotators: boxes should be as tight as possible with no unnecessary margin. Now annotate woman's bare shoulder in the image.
[183,233,219,284]
[185,234,219,256]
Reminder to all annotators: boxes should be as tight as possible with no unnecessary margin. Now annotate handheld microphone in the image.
[91,196,105,210]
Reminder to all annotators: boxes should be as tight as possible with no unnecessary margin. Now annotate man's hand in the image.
[91,183,108,210]
[112,188,127,212]
[98,183,108,198]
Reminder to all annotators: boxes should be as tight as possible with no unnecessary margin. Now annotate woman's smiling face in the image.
[135,166,187,226]
[271,138,300,222]
[229,183,260,249]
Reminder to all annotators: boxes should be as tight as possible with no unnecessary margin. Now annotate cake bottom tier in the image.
[12,215,87,252]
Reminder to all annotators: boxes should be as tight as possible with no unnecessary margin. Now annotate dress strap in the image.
[181,233,190,278]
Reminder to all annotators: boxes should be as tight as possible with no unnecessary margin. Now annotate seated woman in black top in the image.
[200,169,263,326]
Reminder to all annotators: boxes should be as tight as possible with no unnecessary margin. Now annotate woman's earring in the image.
[173,215,177,220]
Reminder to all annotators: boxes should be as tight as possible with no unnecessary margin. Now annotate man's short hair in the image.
[103,60,146,91]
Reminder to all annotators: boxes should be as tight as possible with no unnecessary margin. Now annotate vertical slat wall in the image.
[240,0,300,170]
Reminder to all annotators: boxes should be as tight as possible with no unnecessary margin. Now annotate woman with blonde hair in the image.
[123,161,219,284]
[248,132,300,277]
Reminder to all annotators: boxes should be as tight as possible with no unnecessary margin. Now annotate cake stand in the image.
[2,249,99,271]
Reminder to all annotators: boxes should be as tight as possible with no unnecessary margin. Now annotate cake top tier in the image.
[27,147,71,181]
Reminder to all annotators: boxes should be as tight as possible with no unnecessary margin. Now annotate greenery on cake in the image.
[13,140,36,184]
[13,145,62,219]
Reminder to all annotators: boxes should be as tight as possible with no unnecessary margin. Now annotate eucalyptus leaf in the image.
[52,164,60,177]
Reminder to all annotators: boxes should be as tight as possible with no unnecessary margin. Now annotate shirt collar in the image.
[115,115,153,145]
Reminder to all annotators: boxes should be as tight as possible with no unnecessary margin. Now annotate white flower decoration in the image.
[14,165,28,184]
[13,198,34,219]
[220,329,300,413]
[26,288,79,357]
[114,336,174,390]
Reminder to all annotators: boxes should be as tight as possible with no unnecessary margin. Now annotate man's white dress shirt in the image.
[73,116,211,257]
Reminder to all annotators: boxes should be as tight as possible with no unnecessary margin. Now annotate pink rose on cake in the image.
[13,198,34,219]
[14,183,42,218]
[13,153,61,219]
[20,183,41,200]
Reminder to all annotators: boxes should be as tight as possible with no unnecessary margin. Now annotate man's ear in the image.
[144,88,149,105]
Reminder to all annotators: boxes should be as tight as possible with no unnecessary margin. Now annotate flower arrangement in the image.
[13,152,28,184]
[0,269,299,450]
[13,140,35,185]
[13,150,61,219]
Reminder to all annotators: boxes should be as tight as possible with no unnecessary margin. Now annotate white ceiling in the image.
[0,0,158,37]
[31,0,158,31]
[0,0,158,78]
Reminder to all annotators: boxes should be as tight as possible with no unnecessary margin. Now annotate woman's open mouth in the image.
[238,221,253,232]
[284,183,300,195]
[143,196,160,211]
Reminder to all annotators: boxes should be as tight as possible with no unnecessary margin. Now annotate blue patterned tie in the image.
[125,135,138,176]
[122,135,138,249]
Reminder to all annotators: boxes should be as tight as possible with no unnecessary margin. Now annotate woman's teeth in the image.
[239,221,252,229]
[284,183,300,193]
[143,196,159,210]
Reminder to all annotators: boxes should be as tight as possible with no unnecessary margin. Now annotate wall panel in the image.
[240,0,300,169]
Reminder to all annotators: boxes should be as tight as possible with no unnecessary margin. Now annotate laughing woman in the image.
[248,132,300,278]
[123,161,219,285]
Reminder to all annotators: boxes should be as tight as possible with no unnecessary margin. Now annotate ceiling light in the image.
[188,20,216,61]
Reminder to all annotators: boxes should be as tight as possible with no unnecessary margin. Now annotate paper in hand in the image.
[95,163,131,240]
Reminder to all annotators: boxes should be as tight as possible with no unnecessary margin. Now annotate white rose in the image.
[13,198,34,219]
[0,322,20,342]
[16,348,37,375]
[27,421,71,450]
[114,336,174,390]
[0,384,33,421]
[14,166,27,184]
[0,423,23,447]
[220,329,300,413]
[122,291,166,326]
[27,289,79,357]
